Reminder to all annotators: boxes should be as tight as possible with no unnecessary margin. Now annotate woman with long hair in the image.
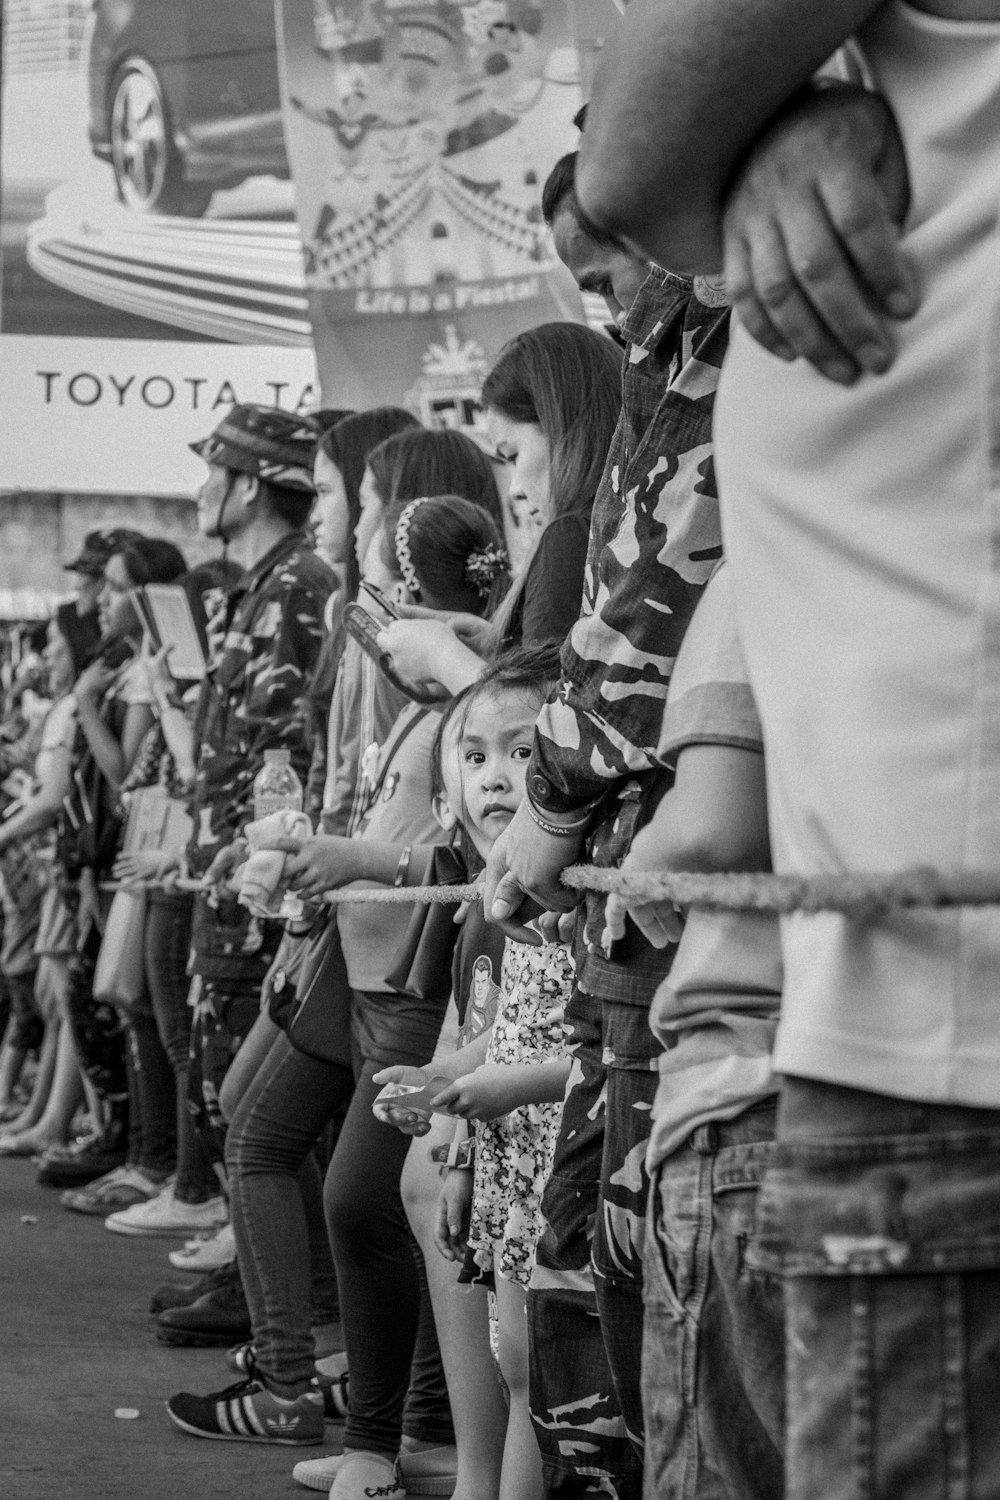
[353,426,504,580]
[374,322,622,693]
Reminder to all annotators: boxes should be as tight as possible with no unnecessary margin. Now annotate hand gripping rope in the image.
[105,865,1000,918]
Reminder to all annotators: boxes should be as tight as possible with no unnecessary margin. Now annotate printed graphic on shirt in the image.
[458,953,501,1050]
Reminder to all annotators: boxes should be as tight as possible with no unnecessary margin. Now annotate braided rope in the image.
[107,866,1000,916]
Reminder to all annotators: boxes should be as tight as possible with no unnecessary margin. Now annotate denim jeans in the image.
[325,1050,455,1457]
[226,1018,453,1455]
[145,893,216,1201]
[642,1101,783,1500]
[226,1030,354,1389]
[752,1075,1000,1500]
[124,1012,177,1176]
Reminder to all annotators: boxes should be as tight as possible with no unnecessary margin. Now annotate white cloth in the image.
[238,810,313,919]
[716,2,1000,1104]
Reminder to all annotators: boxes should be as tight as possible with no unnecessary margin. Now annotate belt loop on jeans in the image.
[691,1121,719,1155]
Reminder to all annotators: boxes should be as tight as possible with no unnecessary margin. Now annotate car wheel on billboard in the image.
[109,58,211,217]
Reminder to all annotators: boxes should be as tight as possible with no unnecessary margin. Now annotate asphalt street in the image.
[0,1155,340,1499]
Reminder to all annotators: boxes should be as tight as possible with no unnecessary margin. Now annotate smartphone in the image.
[357,580,400,625]
[343,602,447,706]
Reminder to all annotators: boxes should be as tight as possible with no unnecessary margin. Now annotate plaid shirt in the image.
[187,530,333,874]
[527,268,731,815]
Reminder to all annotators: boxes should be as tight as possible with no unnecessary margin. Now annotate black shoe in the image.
[36,1138,127,1189]
[156,1270,251,1347]
[149,1260,239,1317]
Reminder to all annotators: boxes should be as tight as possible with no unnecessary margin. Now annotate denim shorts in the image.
[752,1076,1000,1500]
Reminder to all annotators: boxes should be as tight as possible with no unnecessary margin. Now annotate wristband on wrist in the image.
[394,845,413,887]
[446,1136,476,1171]
[525,800,593,838]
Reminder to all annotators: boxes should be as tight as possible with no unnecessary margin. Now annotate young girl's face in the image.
[458,686,540,854]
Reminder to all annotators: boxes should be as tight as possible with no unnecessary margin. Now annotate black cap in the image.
[190,404,317,494]
[64,527,143,578]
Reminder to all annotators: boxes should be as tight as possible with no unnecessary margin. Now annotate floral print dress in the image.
[467,937,574,1288]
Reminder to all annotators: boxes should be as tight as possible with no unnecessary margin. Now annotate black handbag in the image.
[384,843,467,1003]
[285,917,353,1069]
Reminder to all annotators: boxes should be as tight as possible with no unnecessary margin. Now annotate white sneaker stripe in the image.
[239,1395,269,1437]
[216,1400,238,1435]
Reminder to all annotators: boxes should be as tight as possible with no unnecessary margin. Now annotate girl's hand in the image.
[139,643,176,701]
[371,1065,433,1135]
[375,619,454,691]
[393,604,494,657]
[266,835,360,901]
[75,659,115,704]
[432,1064,518,1122]
[602,818,685,952]
[77,867,105,936]
[113,848,175,885]
[433,1171,473,1261]
[204,838,249,896]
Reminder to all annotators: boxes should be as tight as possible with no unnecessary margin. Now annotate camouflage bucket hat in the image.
[190,405,317,494]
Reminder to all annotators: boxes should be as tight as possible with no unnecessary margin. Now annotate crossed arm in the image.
[579,0,917,383]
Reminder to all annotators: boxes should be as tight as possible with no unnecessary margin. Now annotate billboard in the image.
[0,0,317,495]
[0,0,601,495]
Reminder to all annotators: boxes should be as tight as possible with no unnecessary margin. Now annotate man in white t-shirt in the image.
[578,3,1000,1496]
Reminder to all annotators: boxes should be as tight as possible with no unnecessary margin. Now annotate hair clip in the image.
[464,543,510,598]
[394,498,430,597]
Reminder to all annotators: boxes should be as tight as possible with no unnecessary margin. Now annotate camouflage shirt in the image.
[186,530,334,874]
[527,268,731,815]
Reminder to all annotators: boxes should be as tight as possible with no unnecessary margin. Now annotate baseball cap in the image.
[64,527,143,578]
[189,404,317,494]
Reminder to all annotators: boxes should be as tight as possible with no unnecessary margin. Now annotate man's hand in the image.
[723,84,916,384]
[433,1171,473,1261]
[483,801,581,946]
[602,819,686,952]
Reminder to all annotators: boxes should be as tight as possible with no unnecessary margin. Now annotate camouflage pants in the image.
[187,975,262,1172]
[527,980,659,1500]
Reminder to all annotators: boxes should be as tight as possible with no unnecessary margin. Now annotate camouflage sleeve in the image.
[527,311,729,816]
[235,580,329,828]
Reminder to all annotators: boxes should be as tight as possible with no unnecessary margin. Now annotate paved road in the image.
[0,1156,341,1499]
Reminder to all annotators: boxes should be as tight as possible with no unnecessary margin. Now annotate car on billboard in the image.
[84,0,290,215]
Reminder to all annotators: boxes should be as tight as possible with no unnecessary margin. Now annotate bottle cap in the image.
[263,749,291,765]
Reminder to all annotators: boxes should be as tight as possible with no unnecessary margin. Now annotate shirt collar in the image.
[620,264,693,352]
[234,529,310,597]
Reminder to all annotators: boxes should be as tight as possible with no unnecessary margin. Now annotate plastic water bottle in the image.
[253,749,303,821]
[252,750,305,920]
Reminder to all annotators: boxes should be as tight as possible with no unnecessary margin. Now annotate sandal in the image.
[60,1166,164,1216]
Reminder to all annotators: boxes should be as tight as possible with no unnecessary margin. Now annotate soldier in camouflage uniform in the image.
[184,405,334,1170]
[486,167,731,1499]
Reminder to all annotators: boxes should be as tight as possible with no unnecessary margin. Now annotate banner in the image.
[0,0,316,495]
[275,1,589,425]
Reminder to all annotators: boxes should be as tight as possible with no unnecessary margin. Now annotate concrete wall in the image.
[0,492,221,612]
